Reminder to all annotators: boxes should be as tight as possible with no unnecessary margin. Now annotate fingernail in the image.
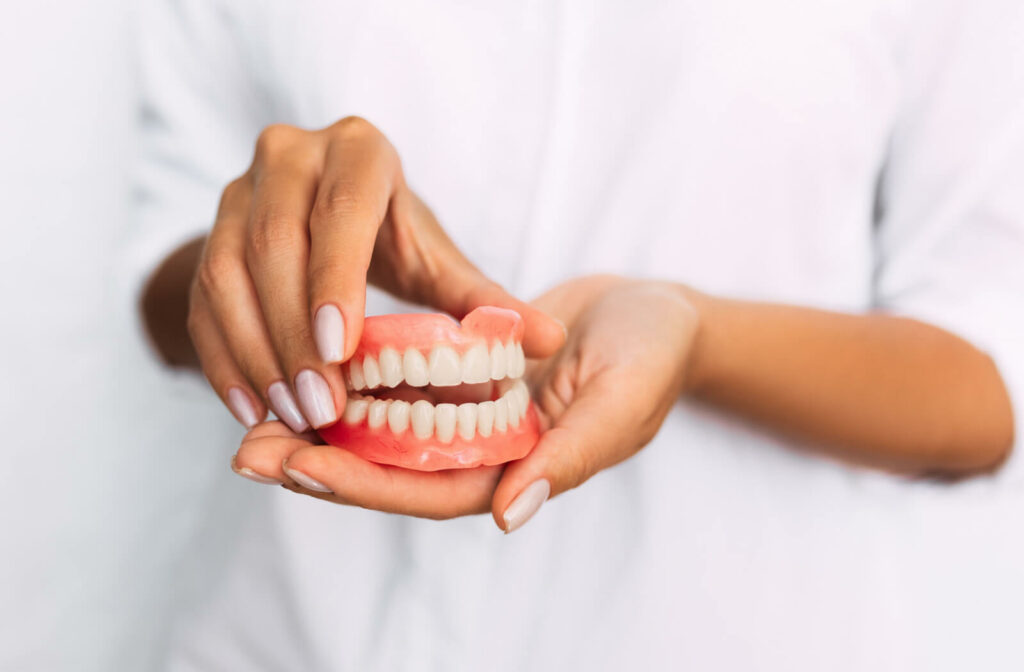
[502,479,551,533]
[284,466,333,493]
[295,369,337,427]
[554,318,568,340]
[231,455,282,485]
[314,304,346,363]
[268,381,310,433]
[227,387,261,428]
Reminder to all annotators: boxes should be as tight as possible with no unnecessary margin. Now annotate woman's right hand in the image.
[188,117,565,432]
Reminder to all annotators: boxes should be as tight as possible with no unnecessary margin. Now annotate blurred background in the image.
[1,2,245,669]
[3,2,1024,671]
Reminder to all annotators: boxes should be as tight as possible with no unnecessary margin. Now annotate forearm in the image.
[140,235,205,368]
[683,290,1015,476]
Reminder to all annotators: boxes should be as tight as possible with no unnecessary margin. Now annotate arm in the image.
[686,291,1013,476]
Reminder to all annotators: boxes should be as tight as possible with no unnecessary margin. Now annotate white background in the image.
[0,2,245,669]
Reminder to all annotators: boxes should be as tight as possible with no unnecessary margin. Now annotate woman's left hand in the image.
[232,275,700,532]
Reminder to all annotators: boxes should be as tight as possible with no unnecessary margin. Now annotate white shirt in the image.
[133,1,1024,670]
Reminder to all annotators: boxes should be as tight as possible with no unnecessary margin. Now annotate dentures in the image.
[318,307,541,470]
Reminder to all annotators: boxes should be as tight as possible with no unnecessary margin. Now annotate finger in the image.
[197,178,310,433]
[233,420,317,483]
[281,443,501,519]
[245,128,347,429]
[307,117,399,365]
[454,281,567,359]
[188,289,265,428]
[491,375,637,532]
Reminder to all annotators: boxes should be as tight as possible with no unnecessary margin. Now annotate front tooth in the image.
[514,343,526,378]
[504,342,518,379]
[494,397,509,432]
[508,391,522,428]
[428,346,461,386]
[362,355,382,389]
[367,399,390,429]
[348,358,366,390]
[411,400,434,439]
[515,380,530,417]
[379,348,403,388]
[387,400,410,434]
[461,343,490,384]
[403,348,430,387]
[489,343,507,380]
[344,399,368,424]
[477,401,495,437]
[434,403,457,442]
[456,403,478,440]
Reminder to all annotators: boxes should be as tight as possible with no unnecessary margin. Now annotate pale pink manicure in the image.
[268,381,310,433]
[502,479,551,533]
[295,370,337,428]
[227,387,261,428]
[284,467,332,493]
[314,304,346,363]
[231,456,282,485]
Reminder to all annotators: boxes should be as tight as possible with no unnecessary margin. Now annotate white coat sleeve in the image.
[126,0,272,307]
[874,0,1024,481]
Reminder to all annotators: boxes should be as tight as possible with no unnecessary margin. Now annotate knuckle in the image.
[254,123,300,161]
[330,115,376,139]
[312,180,373,223]
[197,249,242,298]
[248,204,301,260]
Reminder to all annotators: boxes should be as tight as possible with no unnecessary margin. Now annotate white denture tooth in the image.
[387,400,410,434]
[461,343,491,384]
[516,380,530,417]
[477,401,495,438]
[379,348,403,388]
[504,342,518,379]
[489,342,507,380]
[514,343,526,378]
[343,399,368,424]
[494,397,509,432]
[428,345,462,387]
[456,403,478,440]
[348,358,366,391]
[403,348,430,387]
[411,400,434,439]
[362,355,382,389]
[508,393,522,428]
[367,399,390,429]
[434,403,457,443]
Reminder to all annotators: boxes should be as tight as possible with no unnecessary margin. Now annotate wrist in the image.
[670,283,717,396]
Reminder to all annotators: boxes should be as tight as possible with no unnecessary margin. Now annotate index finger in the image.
[307,117,400,364]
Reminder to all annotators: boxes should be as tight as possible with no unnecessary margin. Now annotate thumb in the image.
[491,376,633,533]
[454,281,567,359]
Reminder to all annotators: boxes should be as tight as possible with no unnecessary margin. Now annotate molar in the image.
[379,348,403,388]
[428,346,461,387]
[434,403,457,443]
[403,348,430,387]
[348,358,366,390]
[411,399,434,439]
[456,403,478,440]
[461,343,490,384]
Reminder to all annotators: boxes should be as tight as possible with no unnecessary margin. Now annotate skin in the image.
[143,118,1015,532]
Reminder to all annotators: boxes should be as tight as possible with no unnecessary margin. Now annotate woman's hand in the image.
[232,275,701,531]
[183,117,565,433]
